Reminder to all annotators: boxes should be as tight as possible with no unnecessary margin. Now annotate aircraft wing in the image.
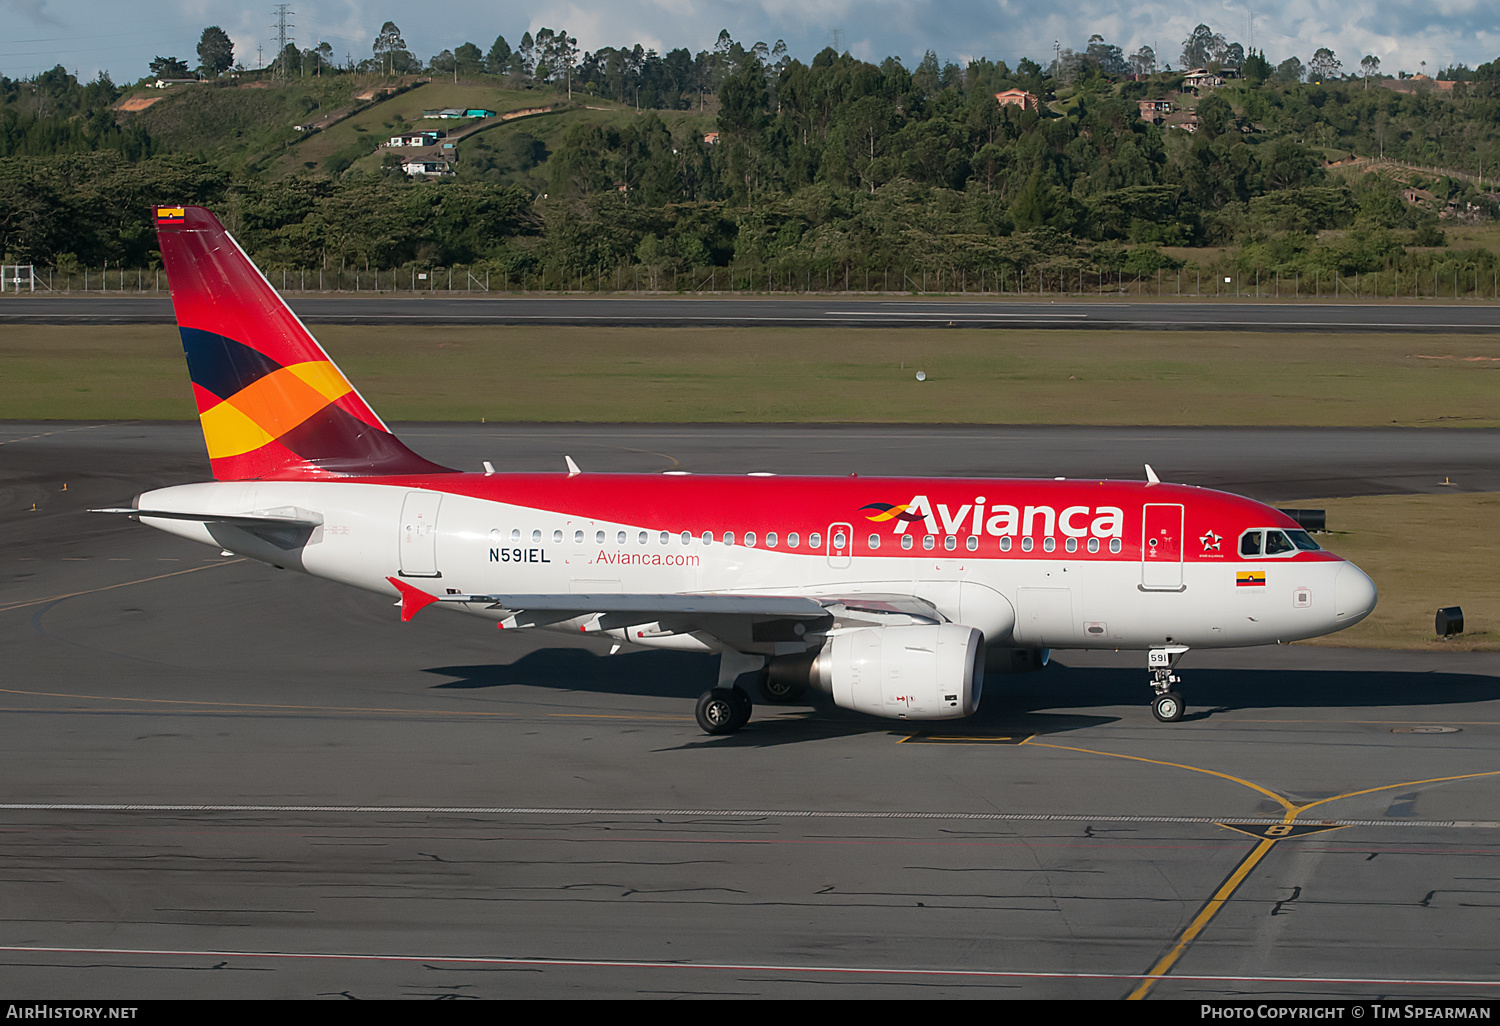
[385,578,945,651]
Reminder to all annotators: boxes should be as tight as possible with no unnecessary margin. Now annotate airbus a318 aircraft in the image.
[98,206,1377,733]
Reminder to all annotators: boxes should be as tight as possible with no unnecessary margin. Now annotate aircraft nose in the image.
[1335,562,1377,625]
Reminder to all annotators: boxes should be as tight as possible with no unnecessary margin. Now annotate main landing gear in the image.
[696,687,753,734]
[1148,646,1190,722]
[696,651,766,735]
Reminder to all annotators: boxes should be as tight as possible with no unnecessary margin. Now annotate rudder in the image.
[153,205,450,480]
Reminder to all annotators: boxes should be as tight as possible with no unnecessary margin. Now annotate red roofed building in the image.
[994,89,1039,111]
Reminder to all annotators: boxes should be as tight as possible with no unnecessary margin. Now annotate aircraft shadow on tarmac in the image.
[421,650,1500,742]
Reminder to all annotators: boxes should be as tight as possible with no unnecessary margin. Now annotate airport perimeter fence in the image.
[9,261,1500,299]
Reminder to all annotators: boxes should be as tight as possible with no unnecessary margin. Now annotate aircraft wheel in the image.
[696,688,744,735]
[759,673,805,704]
[1151,691,1185,723]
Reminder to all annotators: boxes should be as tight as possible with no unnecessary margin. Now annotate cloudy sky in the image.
[4,0,1495,81]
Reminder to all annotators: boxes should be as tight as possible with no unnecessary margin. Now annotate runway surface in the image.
[5,295,1500,331]
[5,422,1500,999]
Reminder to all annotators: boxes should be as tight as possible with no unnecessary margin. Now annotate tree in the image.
[1360,54,1381,88]
[1181,24,1226,69]
[196,27,233,77]
[149,56,191,79]
[486,36,512,76]
[1273,56,1305,84]
[456,42,484,78]
[1242,48,1272,85]
[373,21,405,76]
[1129,46,1157,78]
[1308,47,1341,83]
[1086,35,1128,77]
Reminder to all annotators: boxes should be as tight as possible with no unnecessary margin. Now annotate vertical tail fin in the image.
[153,205,451,480]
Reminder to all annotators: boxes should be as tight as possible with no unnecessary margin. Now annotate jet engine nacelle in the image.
[809,624,985,720]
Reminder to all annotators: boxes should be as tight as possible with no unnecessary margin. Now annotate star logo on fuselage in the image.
[1200,530,1222,552]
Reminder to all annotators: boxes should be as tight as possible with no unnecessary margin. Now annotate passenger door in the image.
[1141,503,1184,590]
[399,491,442,578]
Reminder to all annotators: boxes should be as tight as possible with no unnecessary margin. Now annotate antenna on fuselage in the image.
[1144,464,1161,484]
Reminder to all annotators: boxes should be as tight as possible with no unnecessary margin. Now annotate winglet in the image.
[565,455,581,476]
[386,576,440,622]
[1144,463,1161,485]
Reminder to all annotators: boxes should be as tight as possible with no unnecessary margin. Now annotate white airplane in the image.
[98,206,1377,733]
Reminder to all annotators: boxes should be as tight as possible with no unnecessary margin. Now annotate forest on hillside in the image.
[3,25,1500,292]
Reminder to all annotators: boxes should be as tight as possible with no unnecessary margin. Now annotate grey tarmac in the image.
[3,422,1499,999]
[6,294,1500,332]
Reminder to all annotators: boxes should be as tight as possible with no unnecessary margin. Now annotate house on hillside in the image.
[994,88,1039,111]
[401,158,453,177]
[388,131,443,147]
[1137,99,1173,123]
[1182,68,1225,91]
[703,131,719,145]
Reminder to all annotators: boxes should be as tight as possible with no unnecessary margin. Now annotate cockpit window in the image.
[1263,530,1295,555]
[1286,530,1321,551]
[1239,530,1262,557]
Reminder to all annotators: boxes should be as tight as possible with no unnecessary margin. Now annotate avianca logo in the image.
[859,502,926,524]
[864,495,1125,539]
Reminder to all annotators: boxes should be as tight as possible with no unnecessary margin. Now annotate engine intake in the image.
[806,624,985,720]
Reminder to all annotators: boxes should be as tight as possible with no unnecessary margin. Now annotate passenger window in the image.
[553,529,563,543]
[1043,538,1056,552]
[901,535,913,550]
[833,531,846,548]
[787,533,800,548]
[966,536,978,551]
[1087,538,1099,553]
[1065,538,1077,553]
[1109,538,1122,553]
[701,531,713,545]
[658,531,668,544]
[1264,530,1295,555]
[532,529,541,543]
[681,531,691,544]
[1021,537,1034,552]
[1240,531,1262,557]
[745,532,756,547]
[922,535,935,550]
[573,530,584,544]
[510,528,520,542]
[638,531,647,544]
[944,536,957,551]
[766,532,778,547]
[869,534,881,549]
[809,532,822,548]
[723,532,734,545]
[1000,537,1012,552]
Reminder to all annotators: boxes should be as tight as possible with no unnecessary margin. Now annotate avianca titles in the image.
[97,205,1377,734]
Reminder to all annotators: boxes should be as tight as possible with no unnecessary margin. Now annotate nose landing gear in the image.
[1148,646,1190,722]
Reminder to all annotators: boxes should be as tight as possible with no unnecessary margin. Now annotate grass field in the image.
[3,325,1498,426]
[1295,492,1500,651]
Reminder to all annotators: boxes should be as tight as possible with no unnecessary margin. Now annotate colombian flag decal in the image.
[156,206,186,223]
[1237,571,1266,587]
